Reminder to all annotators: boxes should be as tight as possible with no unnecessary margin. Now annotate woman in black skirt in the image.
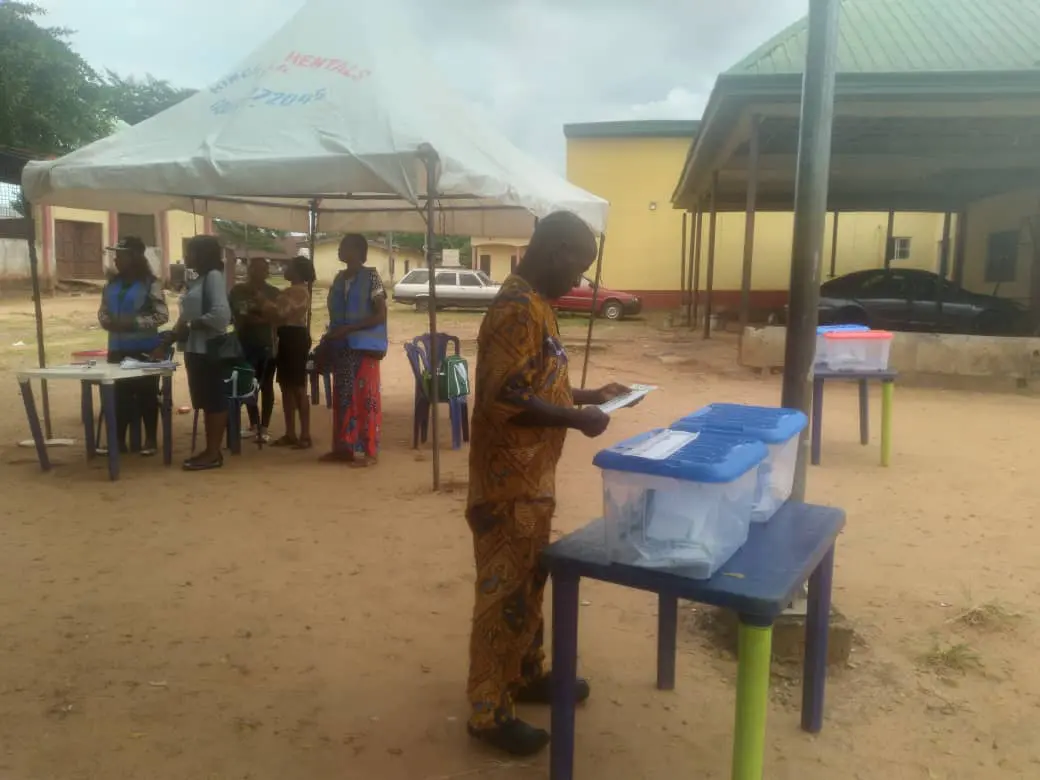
[255,256,315,449]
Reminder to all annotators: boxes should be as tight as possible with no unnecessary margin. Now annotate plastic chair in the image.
[403,341,469,450]
[307,350,333,409]
[411,333,461,364]
[191,366,260,456]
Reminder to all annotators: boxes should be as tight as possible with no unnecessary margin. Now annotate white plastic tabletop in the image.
[16,362,178,384]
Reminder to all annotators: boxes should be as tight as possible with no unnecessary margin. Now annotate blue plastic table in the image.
[811,369,897,467]
[542,502,845,780]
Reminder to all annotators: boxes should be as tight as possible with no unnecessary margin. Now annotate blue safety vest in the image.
[104,279,162,354]
[328,268,388,354]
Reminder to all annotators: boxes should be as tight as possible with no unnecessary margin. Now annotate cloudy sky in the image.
[35,0,807,169]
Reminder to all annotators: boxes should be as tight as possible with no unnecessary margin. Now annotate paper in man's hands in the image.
[597,384,657,414]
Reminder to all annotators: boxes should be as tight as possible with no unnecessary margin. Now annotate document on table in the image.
[597,383,657,414]
[120,358,177,370]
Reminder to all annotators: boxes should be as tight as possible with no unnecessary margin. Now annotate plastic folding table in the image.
[16,363,177,481]
[542,501,845,780]
[811,368,897,467]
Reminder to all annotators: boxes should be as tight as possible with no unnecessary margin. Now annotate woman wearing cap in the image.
[98,236,169,455]
[159,235,232,471]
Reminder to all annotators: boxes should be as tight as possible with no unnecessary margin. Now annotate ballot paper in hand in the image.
[597,384,657,414]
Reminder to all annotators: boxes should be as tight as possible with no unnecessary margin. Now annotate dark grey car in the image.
[818,269,1024,335]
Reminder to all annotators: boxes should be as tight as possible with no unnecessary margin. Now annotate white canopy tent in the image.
[21,0,610,487]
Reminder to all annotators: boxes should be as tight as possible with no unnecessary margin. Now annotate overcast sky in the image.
[35,0,807,169]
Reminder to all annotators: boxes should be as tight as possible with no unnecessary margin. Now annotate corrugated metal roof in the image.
[729,0,1040,75]
[563,120,699,140]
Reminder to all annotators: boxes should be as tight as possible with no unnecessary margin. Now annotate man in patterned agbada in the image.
[464,211,630,757]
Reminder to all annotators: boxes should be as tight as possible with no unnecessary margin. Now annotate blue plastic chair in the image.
[411,332,461,364]
[403,341,469,450]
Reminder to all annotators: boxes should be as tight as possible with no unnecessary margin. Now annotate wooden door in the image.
[54,220,104,279]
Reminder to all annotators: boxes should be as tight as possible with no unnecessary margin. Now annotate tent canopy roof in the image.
[21,0,608,237]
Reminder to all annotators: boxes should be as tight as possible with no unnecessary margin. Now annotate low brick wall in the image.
[741,326,1040,391]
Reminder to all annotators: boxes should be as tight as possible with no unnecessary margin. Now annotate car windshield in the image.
[401,270,429,285]
[475,271,494,285]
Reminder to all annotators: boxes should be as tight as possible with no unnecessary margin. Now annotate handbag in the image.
[200,270,245,364]
[424,355,470,399]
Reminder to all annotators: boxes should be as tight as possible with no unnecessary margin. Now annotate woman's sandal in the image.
[271,435,299,447]
[292,438,313,450]
[183,455,223,472]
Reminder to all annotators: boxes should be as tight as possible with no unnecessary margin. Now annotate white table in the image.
[16,363,178,481]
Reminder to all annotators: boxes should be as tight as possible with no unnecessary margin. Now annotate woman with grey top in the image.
[158,235,232,471]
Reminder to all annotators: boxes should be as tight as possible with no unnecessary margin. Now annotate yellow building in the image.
[470,237,526,282]
[311,236,424,286]
[563,121,947,310]
[961,189,1039,306]
[32,205,213,285]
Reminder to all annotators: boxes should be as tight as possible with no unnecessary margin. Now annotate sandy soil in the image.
[0,293,1037,780]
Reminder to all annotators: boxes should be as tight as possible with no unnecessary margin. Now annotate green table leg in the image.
[880,381,894,467]
[732,620,773,780]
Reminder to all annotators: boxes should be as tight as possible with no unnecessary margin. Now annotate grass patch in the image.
[949,600,1022,632]
[919,641,982,677]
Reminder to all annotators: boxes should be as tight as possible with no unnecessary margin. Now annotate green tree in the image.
[101,71,196,126]
[213,219,289,253]
[0,2,109,155]
[365,231,472,266]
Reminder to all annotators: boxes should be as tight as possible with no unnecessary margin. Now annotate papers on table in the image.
[597,383,657,414]
[120,358,177,370]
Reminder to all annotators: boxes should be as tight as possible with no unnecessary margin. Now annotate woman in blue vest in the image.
[319,234,387,465]
[98,236,169,455]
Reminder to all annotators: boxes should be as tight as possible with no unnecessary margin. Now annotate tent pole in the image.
[781,0,840,502]
[580,233,607,389]
[307,199,318,333]
[424,153,441,491]
[25,204,52,438]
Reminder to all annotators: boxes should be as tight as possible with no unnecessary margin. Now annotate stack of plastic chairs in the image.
[403,333,470,450]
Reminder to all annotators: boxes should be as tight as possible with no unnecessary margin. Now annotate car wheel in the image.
[414,298,429,313]
[601,300,624,320]
[974,310,1002,336]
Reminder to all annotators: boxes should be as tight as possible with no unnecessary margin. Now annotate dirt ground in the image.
[0,292,1038,780]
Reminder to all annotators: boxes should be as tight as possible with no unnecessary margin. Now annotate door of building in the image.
[54,220,104,279]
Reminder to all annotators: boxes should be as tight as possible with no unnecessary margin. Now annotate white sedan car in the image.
[392,267,501,311]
